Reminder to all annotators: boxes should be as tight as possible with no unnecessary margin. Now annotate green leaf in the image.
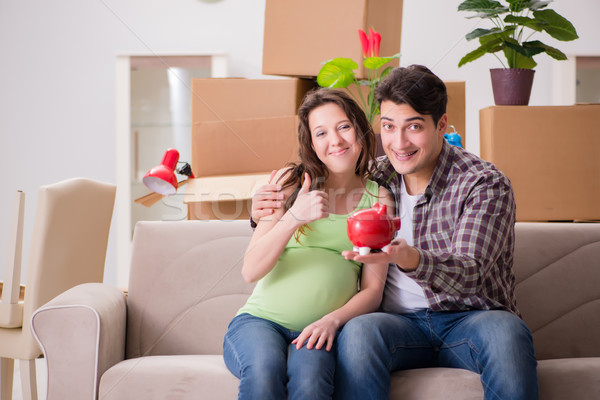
[506,0,553,12]
[533,9,578,41]
[458,0,508,17]
[478,33,506,48]
[528,1,552,11]
[324,57,359,70]
[506,0,528,13]
[504,15,543,31]
[379,66,394,81]
[505,38,544,57]
[466,28,499,41]
[363,54,399,70]
[458,45,490,67]
[316,60,356,89]
[475,26,515,44]
[503,46,537,68]
[525,40,567,60]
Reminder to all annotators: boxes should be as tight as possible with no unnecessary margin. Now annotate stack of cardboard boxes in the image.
[186,0,465,219]
[186,78,311,219]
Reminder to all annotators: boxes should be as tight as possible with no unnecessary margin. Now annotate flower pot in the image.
[490,68,535,106]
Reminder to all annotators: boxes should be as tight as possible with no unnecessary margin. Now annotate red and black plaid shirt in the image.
[373,141,519,315]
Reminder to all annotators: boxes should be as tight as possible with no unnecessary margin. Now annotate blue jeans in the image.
[335,310,539,400]
[223,313,336,400]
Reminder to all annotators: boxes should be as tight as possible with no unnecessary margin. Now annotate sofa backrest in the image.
[513,222,600,360]
[126,220,254,359]
[125,220,600,361]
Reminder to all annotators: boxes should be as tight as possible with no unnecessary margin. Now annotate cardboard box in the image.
[480,105,600,221]
[185,173,271,220]
[191,78,313,177]
[262,0,403,78]
[192,115,299,177]
[445,81,466,148]
[192,78,316,123]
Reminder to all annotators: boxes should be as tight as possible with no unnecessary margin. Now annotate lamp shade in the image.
[143,149,180,195]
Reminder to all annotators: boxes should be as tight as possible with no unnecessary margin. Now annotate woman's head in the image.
[295,88,376,186]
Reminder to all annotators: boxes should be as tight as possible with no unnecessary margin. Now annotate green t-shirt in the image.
[238,179,379,331]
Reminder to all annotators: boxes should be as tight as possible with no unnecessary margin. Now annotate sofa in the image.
[31,220,600,399]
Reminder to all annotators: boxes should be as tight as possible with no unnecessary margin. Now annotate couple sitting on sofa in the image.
[223,65,539,400]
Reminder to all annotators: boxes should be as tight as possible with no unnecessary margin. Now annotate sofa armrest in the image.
[32,283,127,400]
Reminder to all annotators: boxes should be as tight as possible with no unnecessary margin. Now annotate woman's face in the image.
[308,103,362,175]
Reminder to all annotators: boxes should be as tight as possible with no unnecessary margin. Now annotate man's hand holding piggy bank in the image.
[343,203,420,272]
[347,203,400,255]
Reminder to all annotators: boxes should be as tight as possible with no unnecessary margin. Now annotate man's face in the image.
[380,101,447,193]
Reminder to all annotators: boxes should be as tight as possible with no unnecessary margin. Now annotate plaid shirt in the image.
[373,141,519,315]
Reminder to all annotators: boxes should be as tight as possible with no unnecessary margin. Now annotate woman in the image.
[223,88,394,400]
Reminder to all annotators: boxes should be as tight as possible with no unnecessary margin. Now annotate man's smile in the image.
[391,149,418,160]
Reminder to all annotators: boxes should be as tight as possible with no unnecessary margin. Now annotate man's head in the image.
[375,65,448,194]
[375,65,447,126]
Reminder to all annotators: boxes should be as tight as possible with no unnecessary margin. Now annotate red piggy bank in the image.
[347,202,400,255]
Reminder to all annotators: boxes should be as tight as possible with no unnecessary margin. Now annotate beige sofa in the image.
[32,221,600,399]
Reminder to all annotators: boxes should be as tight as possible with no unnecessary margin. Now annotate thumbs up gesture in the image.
[287,173,329,224]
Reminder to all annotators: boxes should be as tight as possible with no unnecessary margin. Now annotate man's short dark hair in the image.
[375,65,448,126]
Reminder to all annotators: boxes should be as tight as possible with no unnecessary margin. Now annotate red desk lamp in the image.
[137,148,195,206]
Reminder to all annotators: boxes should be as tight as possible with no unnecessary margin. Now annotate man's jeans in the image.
[223,313,336,400]
[335,310,539,400]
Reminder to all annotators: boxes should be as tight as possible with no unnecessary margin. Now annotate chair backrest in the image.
[514,222,600,360]
[22,178,116,348]
[0,191,26,328]
[126,220,254,359]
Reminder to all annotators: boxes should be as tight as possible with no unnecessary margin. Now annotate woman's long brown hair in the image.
[278,88,377,240]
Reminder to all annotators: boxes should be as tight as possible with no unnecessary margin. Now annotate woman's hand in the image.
[286,173,329,225]
[292,315,340,352]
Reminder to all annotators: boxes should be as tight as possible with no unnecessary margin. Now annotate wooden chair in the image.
[0,178,116,400]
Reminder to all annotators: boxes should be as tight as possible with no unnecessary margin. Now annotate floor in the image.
[10,359,47,400]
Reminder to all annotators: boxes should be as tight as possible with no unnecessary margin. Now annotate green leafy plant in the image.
[458,0,578,69]
[317,28,400,124]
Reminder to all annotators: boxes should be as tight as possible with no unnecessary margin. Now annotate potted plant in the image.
[457,0,578,105]
[316,28,400,124]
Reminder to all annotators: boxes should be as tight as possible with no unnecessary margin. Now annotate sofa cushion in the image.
[390,368,483,399]
[98,356,600,400]
[126,221,254,358]
[99,355,239,400]
[513,223,600,360]
[537,358,600,400]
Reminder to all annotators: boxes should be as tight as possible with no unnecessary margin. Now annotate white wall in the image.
[1,0,598,286]
[0,0,266,285]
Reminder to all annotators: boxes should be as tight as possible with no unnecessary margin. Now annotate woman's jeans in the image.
[223,313,336,400]
[335,310,539,400]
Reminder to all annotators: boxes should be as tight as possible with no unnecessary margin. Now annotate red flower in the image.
[358,28,382,58]
[368,28,375,57]
[372,30,381,57]
[358,29,369,58]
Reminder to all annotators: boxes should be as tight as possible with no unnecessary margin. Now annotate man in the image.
[252,65,539,399]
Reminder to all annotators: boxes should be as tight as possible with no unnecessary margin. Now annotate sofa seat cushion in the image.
[99,355,238,400]
[390,367,483,399]
[389,358,600,400]
[537,357,600,400]
[97,355,600,399]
